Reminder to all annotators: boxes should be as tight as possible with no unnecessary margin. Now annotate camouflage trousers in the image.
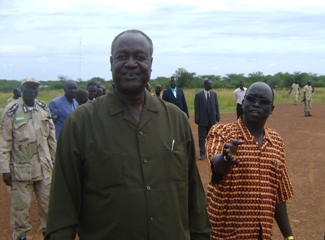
[9,178,51,240]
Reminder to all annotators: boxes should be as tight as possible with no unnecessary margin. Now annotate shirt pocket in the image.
[40,117,50,137]
[83,145,124,188]
[162,139,188,182]
[11,164,32,181]
[13,120,29,142]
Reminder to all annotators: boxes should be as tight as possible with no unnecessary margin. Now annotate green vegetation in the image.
[1,71,324,117]
[185,88,325,115]
[1,88,324,118]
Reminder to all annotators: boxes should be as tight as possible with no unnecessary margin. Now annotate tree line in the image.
[1,69,324,92]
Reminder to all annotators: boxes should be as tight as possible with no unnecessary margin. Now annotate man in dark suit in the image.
[194,80,220,160]
[162,76,189,117]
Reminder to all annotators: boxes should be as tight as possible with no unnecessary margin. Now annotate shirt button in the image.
[149,217,154,221]
[143,159,148,163]
[139,130,143,135]
[146,186,151,191]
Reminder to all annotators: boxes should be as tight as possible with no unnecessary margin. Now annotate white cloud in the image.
[37,57,49,62]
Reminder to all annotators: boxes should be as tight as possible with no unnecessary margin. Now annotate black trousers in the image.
[198,122,212,156]
[236,103,243,119]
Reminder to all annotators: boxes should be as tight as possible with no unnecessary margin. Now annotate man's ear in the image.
[270,105,275,114]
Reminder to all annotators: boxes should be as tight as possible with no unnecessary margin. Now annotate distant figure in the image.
[101,85,107,95]
[87,85,98,100]
[75,88,89,106]
[49,80,78,140]
[87,80,101,100]
[206,82,294,240]
[97,87,103,97]
[45,29,210,240]
[233,81,247,119]
[5,88,21,106]
[162,76,189,117]
[288,80,300,104]
[145,82,151,92]
[152,84,162,99]
[302,80,314,117]
[0,77,56,240]
[194,80,220,160]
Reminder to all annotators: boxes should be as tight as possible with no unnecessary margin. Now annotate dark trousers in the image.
[198,123,212,156]
[236,103,243,119]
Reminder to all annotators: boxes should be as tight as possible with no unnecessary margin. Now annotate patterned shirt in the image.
[205,118,293,240]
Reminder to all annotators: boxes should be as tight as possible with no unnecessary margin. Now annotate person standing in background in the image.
[194,80,220,160]
[152,84,162,99]
[302,80,314,117]
[48,80,78,140]
[0,77,56,240]
[75,88,89,105]
[5,88,21,106]
[162,76,189,117]
[233,81,247,119]
[288,80,300,105]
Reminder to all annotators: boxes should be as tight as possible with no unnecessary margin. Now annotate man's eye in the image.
[136,56,146,61]
[116,55,127,60]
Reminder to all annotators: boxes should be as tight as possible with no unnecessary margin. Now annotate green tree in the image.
[174,68,196,88]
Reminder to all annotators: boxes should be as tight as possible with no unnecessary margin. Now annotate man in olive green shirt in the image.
[45,30,211,239]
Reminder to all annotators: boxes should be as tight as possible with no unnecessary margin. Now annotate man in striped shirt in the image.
[205,82,294,240]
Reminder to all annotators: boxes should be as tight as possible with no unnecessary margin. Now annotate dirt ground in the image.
[0,102,324,239]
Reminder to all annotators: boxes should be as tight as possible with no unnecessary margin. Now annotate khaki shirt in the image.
[0,98,56,181]
[303,85,313,100]
[291,83,299,94]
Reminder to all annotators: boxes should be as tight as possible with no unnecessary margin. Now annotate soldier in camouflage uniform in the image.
[0,77,56,240]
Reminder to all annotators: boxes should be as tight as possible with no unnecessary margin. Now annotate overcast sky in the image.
[1,0,324,81]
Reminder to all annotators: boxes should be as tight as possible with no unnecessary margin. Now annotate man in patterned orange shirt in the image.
[205,82,294,240]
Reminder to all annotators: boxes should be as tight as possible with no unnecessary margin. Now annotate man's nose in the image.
[125,57,137,66]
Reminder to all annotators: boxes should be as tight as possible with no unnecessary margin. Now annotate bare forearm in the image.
[274,202,293,238]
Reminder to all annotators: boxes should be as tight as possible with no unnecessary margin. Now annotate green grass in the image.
[1,88,324,118]
[185,88,325,115]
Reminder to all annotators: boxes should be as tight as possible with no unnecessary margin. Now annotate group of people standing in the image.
[288,80,315,116]
[0,78,108,240]
[1,29,297,240]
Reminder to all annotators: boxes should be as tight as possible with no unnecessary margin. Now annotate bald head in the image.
[242,82,274,126]
[64,80,78,101]
[246,82,274,101]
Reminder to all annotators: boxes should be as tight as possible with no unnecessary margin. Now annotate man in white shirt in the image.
[234,81,247,119]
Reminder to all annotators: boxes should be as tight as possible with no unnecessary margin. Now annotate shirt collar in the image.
[106,85,160,116]
[22,100,38,113]
[237,117,275,146]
